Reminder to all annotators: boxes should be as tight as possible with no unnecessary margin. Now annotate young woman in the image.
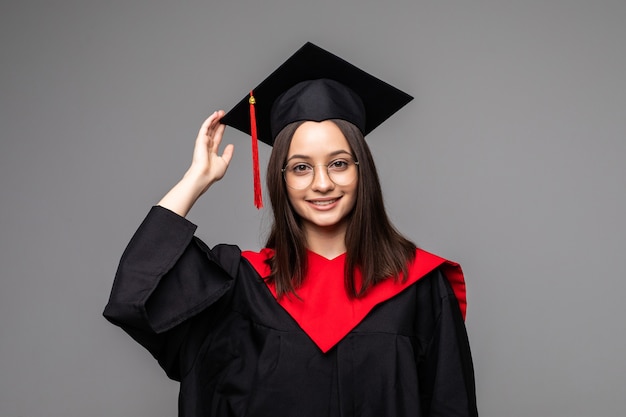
[104,43,478,417]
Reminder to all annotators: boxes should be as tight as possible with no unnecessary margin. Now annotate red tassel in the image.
[249,91,263,209]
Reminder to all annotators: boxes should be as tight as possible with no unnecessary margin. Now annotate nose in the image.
[310,164,335,192]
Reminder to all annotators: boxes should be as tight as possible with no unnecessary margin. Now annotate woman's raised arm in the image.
[158,110,234,217]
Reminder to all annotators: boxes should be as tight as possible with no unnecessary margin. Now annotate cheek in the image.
[347,185,358,210]
[285,186,296,203]
[285,187,303,214]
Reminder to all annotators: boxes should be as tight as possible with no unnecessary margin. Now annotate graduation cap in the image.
[221,42,413,208]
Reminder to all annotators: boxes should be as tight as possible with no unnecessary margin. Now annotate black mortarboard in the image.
[220,42,413,208]
[222,42,413,145]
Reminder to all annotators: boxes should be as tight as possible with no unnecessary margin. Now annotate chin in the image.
[301,211,352,231]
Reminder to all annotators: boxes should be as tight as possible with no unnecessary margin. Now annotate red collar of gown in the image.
[242,248,466,353]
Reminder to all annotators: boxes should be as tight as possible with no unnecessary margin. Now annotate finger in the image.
[206,110,226,138]
[212,122,226,144]
[221,143,234,166]
[207,122,226,155]
[195,115,217,152]
[198,112,217,137]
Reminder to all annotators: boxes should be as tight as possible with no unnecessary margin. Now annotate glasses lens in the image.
[283,158,358,189]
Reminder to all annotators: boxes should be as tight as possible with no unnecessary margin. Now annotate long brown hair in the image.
[265,119,416,298]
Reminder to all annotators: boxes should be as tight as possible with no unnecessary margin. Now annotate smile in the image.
[308,197,340,206]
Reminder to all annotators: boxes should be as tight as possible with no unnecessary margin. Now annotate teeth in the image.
[311,199,337,206]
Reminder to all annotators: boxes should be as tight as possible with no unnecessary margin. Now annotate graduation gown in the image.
[103,206,478,417]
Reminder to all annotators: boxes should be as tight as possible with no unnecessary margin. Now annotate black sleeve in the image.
[103,206,241,380]
[416,269,479,417]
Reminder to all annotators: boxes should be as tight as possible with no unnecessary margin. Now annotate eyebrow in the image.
[286,149,353,162]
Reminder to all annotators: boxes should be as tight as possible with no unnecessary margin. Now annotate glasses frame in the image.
[281,157,360,190]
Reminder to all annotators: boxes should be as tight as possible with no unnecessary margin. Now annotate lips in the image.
[306,196,342,207]
[309,198,338,206]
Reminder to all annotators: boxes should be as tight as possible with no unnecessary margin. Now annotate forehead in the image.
[287,121,352,158]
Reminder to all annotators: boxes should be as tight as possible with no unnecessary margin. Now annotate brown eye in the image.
[328,159,350,172]
[290,163,313,176]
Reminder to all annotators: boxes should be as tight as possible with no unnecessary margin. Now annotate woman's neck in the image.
[303,223,347,260]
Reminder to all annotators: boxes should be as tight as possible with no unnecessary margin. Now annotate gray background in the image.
[1,0,625,416]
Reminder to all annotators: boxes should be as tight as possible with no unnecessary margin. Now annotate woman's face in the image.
[284,120,358,235]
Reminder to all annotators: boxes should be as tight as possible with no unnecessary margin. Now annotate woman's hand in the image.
[186,110,234,193]
[157,111,234,217]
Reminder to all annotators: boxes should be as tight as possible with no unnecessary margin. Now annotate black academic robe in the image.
[103,206,478,417]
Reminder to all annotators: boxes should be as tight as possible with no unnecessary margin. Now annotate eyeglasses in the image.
[282,157,359,190]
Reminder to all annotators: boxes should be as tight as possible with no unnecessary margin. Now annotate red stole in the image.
[242,248,467,353]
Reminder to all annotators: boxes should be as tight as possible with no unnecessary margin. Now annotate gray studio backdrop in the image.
[1,1,625,416]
